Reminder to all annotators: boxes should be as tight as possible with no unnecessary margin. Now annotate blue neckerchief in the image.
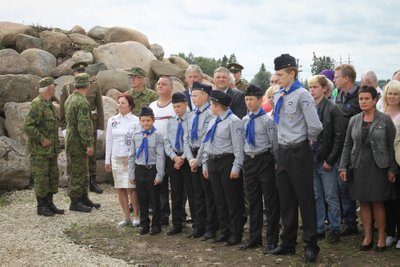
[136,126,156,164]
[175,118,184,151]
[245,108,266,147]
[191,104,210,142]
[273,79,302,124]
[203,110,232,143]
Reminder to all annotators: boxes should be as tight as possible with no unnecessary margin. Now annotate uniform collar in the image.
[174,112,188,121]
[116,112,136,119]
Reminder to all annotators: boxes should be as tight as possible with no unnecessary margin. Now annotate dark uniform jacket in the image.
[226,87,247,119]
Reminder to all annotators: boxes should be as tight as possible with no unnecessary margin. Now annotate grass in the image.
[0,191,11,207]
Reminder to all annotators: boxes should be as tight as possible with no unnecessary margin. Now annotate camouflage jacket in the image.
[65,92,94,151]
[24,94,60,157]
[59,80,104,130]
[126,87,158,116]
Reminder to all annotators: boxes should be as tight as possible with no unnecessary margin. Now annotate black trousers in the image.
[165,157,193,227]
[135,165,160,229]
[209,154,244,238]
[385,177,400,239]
[160,172,170,223]
[276,141,318,248]
[243,151,280,245]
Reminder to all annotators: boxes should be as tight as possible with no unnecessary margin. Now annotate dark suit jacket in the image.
[225,87,247,119]
[184,89,193,111]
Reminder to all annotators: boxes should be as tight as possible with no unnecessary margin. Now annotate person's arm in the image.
[163,119,177,160]
[394,124,400,166]
[326,105,346,166]
[265,117,279,162]
[301,91,323,141]
[105,118,113,165]
[230,119,244,176]
[128,133,137,182]
[386,116,398,174]
[24,101,46,144]
[59,86,68,129]
[339,116,355,172]
[235,92,247,119]
[77,102,94,149]
[155,133,165,183]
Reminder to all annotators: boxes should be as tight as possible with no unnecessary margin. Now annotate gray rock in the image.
[87,26,109,40]
[54,75,74,100]
[105,88,123,102]
[72,50,94,64]
[86,63,107,77]
[93,41,156,72]
[68,33,97,47]
[20,48,57,77]
[96,69,131,95]
[0,49,29,74]
[0,74,40,115]
[169,55,190,69]
[149,43,164,60]
[57,150,68,188]
[0,117,6,136]
[150,60,185,80]
[104,26,150,48]
[16,33,42,51]
[0,21,35,47]
[0,136,30,190]
[50,58,74,77]
[96,96,118,159]
[70,25,86,35]
[4,102,31,145]
[39,30,72,57]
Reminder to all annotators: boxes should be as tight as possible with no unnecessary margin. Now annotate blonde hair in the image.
[308,75,331,97]
[383,80,400,112]
[264,85,280,97]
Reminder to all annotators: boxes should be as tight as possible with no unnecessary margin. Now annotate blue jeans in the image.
[313,161,341,233]
[338,175,357,228]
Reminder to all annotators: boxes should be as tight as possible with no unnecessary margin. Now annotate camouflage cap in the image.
[127,67,147,77]
[74,73,90,87]
[71,62,88,72]
[39,77,57,88]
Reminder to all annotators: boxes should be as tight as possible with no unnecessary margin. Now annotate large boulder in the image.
[54,75,74,100]
[0,21,35,47]
[57,150,68,188]
[149,43,164,60]
[86,63,107,77]
[93,41,156,73]
[68,33,97,47]
[50,58,74,77]
[0,49,29,74]
[0,74,40,115]
[39,30,72,57]
[169,55,190,69]
[105,88,123,102]
[95,69,131,95]
[150,60,185,80]
[4,102,30,145]
[72,50,94,64]
[16,33,42,51]
[20,48,57,77]
[96,96,118,159]
[0,136,30,190]
[87,26,109,40]
[70,25,86,35]
[104,26,150,48]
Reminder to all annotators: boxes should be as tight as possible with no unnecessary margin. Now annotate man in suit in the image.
[184,65,204,111]
[213,67,247,119]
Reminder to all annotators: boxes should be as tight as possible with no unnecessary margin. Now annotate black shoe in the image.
[303,246,320,262]
[139,227,149,235]
[46,193,64,215]
[187,229,205,239]
[239,240,261,250]
[81,193,101,209]
[167,226,182,235]
[359,240,374,251]
[69,198,92,213]
[225,236,242,246]
[36,197,55,217]
[212,234,230,243]
[326,229,340,244]
[374,244,386,252]
[269,244,296,255]
[340,225,358,236]
[149,226,161,235]
[200,231,216,241]
[89,175,103,194]
[264,244,278,254]
[316,231,325,240]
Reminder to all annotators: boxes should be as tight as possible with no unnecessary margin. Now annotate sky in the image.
[2,0,400,81]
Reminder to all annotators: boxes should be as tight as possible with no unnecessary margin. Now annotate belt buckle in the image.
[145,165,152,169]
[250,154,255,159]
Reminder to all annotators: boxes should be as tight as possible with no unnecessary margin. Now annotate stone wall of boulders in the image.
[0,21,201,189]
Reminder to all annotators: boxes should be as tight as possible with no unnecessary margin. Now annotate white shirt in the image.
[105,112,139,164]
[149,100,175,137]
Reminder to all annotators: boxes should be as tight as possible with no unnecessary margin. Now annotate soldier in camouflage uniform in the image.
[125,67,158,116]
[65,73,101,212]
[24,77,64,217]
[60,62,104,194]
[227,63,249,92]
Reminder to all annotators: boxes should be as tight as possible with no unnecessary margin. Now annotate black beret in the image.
[191,82,212,95]
[209,90,232,107]
[71,62,88,72]
[274,54,297,71]
[172,92,187,103]
[227,63,244,72]
[139,107,154,117]
[245,84,263,97]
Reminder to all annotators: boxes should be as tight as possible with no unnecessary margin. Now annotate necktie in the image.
[203,110,232,143]
[175,118,184,151]
[191,104,209,143]
[245,109,266,147]
[274,79,302,124]
[136,127,156,164]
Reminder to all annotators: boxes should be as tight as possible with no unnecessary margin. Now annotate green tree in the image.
[250,63,271,93]
[310,52,336,75]
[228,54,237,64]
[220,55,228,67]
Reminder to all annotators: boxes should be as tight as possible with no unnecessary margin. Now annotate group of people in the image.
[23,53,400,263]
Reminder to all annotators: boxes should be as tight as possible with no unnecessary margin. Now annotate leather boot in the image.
[89,175,103,194]
[81,193,101,209]
[46,193,64,214]
[69,197,92,213]
[37,197,55,217]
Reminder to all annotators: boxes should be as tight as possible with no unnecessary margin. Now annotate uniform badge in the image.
[288,101,293,106]
[236,128,243,134]
[111,121,119,128]
[302,101,309,107]
[268,127,275,134]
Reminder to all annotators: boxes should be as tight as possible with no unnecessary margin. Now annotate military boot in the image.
[89,175,103,194]
[81,193,101,209]
[69,197,92,213]
[46,193,65,215]
[36,197,55,217]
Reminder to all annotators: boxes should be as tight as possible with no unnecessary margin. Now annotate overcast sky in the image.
[3,0,400,81]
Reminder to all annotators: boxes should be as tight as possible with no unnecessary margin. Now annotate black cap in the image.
[139,107,154,117]
[71,62,88,72]
[209,90,232,107]
[172,92,187,103]
[227,63,244,73]
[191,82,212,95]
[274,54,297,71]
[245,84,263,97]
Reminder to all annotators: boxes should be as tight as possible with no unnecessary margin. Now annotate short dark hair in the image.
[118,94,135,111]
[359,85,378,99]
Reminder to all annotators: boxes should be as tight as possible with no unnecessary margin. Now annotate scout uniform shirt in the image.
[164,112,190,160]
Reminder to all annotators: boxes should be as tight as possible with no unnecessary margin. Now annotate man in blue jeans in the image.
[309,75,346,243]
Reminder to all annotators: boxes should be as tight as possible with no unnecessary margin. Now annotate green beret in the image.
[71,62,88,72]
[74,73,90,87]
[39,77,57,88]
[227,63,244,73]
[127,67,147,77]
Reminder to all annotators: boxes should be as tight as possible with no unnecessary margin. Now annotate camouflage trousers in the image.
[67,151,89,198]
[88,134,97,176]
[30,155,59,198]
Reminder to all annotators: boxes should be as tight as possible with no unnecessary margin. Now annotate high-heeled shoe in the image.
[374,244,386,252]
[359,240,374,251]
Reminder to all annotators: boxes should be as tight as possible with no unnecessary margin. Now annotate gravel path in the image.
[0,185,129,266]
